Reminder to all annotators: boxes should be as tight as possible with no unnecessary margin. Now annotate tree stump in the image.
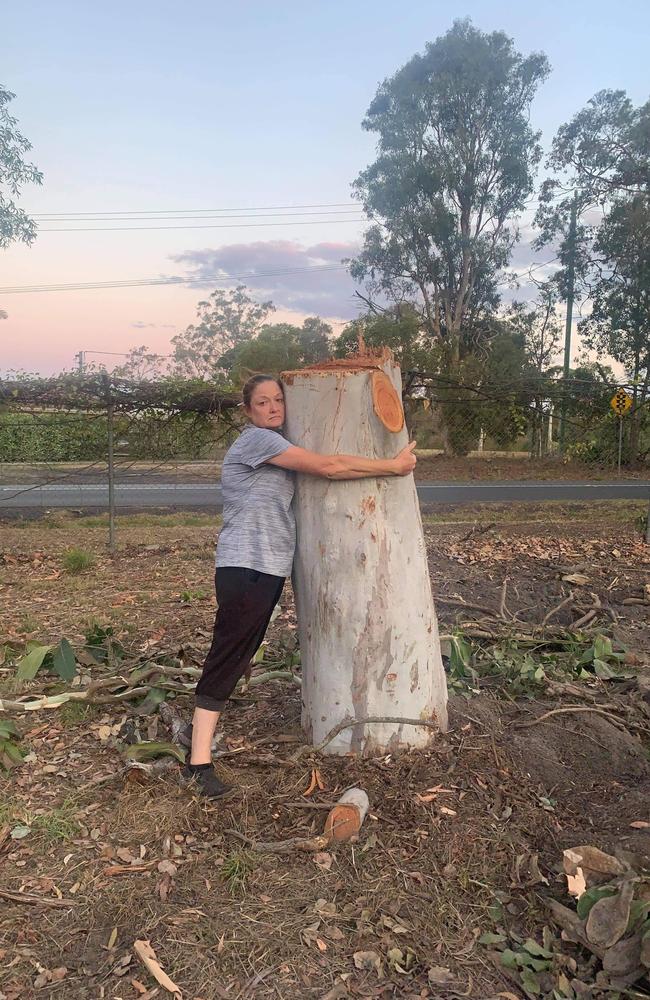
[282,349,448,755]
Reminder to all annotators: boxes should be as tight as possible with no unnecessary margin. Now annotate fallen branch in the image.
[1,665,300,715]
[226,829,331,854]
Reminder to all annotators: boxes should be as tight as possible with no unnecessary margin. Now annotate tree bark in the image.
[282,352,448,755]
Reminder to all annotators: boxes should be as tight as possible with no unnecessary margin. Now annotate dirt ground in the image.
[1,505,649,999]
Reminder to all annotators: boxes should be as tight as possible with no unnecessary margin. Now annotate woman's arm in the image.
[268,441,417,480]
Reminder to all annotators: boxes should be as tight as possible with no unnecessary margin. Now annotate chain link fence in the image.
[405,373,650,474]
[0,372,648,550]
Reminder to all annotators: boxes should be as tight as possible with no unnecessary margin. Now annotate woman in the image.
[182,373,417,798]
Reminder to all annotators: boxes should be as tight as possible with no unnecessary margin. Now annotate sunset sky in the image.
[2,0,649,375]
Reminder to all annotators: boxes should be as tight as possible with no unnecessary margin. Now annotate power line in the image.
[0,263,350,295]
[38,218,366,233]
[33,209,360,223]
[30,201,357,218]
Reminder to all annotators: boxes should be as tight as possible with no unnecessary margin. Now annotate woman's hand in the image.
[393,441,417,476]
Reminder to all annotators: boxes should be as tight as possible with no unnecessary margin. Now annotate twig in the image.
[514,705,629,731]
[247,670,301,689]
[282,801,338,811]
[571,609,596,630]
[458,521,495,544]
[572,594,602,630]
[435,597,499,617]
[226,829,331,854]
[66,768,128,799]
[498,576,510,621]
[0,888,73,907]
[305,715,443,756]
[541,592,574,627]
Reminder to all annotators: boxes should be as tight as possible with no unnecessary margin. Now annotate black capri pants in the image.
[194,567,285,712]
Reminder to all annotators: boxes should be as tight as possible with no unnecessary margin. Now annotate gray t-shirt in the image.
[215,425,296,577]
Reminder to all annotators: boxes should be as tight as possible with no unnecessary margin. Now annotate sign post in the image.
[610,390,632,475]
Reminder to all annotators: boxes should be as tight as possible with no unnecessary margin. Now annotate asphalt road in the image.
[0,480,648,509]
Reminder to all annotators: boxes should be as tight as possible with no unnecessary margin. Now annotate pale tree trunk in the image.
[282,352,448,756]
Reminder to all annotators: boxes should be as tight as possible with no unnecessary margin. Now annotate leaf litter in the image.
[0,510,649,997]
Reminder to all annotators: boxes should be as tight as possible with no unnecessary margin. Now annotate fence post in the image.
[107,401,116,553]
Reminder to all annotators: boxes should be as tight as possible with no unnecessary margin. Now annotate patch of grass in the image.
[17,613,40,634]
[422,499,647,528]
[81,512,220,528]
[221,849,254,896]
[180,588,209,603]
[0,675,23,697]
[0,798,79,844]
[0,797,18,826]
[30,799,80,845]
[62,548,96,574]
[59,701,97,728]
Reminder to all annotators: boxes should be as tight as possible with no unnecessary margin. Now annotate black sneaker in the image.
[181,761,235,800]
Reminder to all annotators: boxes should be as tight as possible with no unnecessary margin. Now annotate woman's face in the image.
[246,380,286,429]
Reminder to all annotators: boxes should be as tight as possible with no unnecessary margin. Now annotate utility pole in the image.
[558,193,578,454]
[75,350,85,373]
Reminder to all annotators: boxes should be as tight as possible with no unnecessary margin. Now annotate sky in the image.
[2,0,649,375]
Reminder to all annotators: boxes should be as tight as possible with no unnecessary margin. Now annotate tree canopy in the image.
[0,86,42,250]
[351,19,550,368]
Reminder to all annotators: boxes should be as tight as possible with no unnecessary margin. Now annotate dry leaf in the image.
[157,860,177,876]
[353,950,383,977]
[313,852,333,871]
[562,573,589,585]
[585,880,635,949]
[427,966,454,985]
[630,821,650,829]
[314,899,337,917]
[319,982,349,1000]
[133,939,180,996]
[116,847,139,865]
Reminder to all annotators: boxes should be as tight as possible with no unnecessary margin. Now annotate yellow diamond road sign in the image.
[610,389,632,415]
